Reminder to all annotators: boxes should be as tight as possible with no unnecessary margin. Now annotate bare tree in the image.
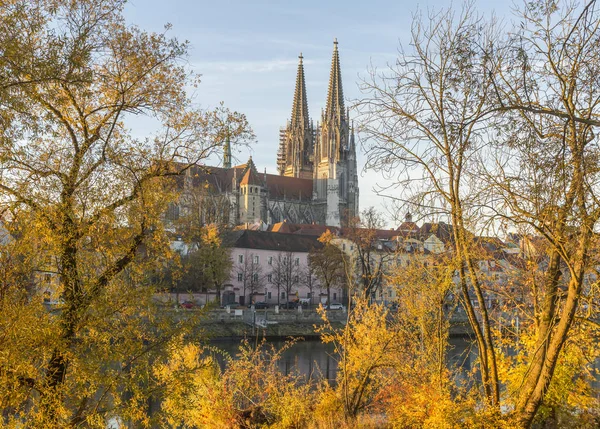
[359,0,600,425]
[309,231,347,305]
[301,264,319,307]
[236,251,264,306]
[482,1,600,425]
[270,251,301,306]
[358,2,501,406]
[345,207,389,301]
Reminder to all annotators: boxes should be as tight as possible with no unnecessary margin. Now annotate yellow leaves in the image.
[154,339,234,428]
[317,229,335,244]
[201,223,221,247]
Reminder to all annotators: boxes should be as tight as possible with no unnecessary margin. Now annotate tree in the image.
[0,0,251,424]
[270,251,301,306]
[301,264,319,307]
[178,224,232,305]
[359,0,600,425]
[236,251,264,306]
[358,2,501,406]
[345,207,389,301]
[309,231,346,305]
[483,1,600,425]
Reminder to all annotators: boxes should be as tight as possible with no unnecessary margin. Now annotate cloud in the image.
[191,58,318,75]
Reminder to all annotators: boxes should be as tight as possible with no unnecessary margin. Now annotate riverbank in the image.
[199,320,347,340]
[170,307,473,339]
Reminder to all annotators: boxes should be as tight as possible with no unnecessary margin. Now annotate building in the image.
[173,40,359,228]
[222,230,344,307]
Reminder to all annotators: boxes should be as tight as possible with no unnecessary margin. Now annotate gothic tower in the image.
[277,53,316,179]
[313,39,359,226]
[223,134,232,169]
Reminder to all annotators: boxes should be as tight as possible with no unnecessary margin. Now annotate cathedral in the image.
[175,40,359,228]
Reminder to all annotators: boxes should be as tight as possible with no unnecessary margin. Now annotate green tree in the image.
[178,224,232,305]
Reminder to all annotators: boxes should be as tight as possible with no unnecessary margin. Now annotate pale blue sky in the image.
[124,0,512,225]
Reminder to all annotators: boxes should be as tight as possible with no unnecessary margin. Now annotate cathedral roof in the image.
[264,173,313,201]
[184,164,244,193]
[325,39,345,121]
[181,163,312,201]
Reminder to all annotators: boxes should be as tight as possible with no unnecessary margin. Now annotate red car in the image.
[180,301,195,309]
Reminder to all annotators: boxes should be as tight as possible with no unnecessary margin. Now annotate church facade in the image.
[175,40,359,228]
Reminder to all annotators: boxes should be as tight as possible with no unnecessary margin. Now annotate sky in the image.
[124,0,513,227]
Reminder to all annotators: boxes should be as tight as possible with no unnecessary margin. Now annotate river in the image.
[210,335,477,383]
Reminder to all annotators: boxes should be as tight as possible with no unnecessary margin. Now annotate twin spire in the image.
[289,39,345,126]
[325,38,345,121]
[290,53,309,129]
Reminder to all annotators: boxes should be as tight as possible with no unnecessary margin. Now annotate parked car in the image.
[299,298,311,307]
[221,302,240,309]
[180,300,195,309]
[280,301,299,309]
[249,302,269,309]
[326,303,345,310]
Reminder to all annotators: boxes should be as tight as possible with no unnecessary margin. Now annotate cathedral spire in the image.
[223,132,231,169]
[291,53,309,129]
[325,38,345,121]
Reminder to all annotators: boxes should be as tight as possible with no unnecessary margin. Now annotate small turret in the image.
[223,134,232,169]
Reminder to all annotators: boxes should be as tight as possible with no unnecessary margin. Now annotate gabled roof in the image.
[227,230,322,253]
[264,173,313,201]
[396,221,419,236]
[240,165,261,186]
[473,236,506,254]
[419,222,454,243]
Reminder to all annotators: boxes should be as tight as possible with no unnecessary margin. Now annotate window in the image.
[268,256,273,265]
[237,273,243,281]
[166,202,180,221]
[268,292,272,299]
[238,254,244,263]
[295,257,300,266]
[350,245,354,251]
[307,292,311,298]
[268,274,272,283]
[253,273,258,282]
[253,255,259,264]
[333,292,337,301]
[342,243,346,251]
[294,275,298,283]
[281,291,286,299]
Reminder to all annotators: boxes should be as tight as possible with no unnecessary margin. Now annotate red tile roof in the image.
[265,173,313,201]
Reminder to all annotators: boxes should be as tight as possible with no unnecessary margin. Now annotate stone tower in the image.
[313,39,359,226]
[277,54,316,179]
[223,134,232,169]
